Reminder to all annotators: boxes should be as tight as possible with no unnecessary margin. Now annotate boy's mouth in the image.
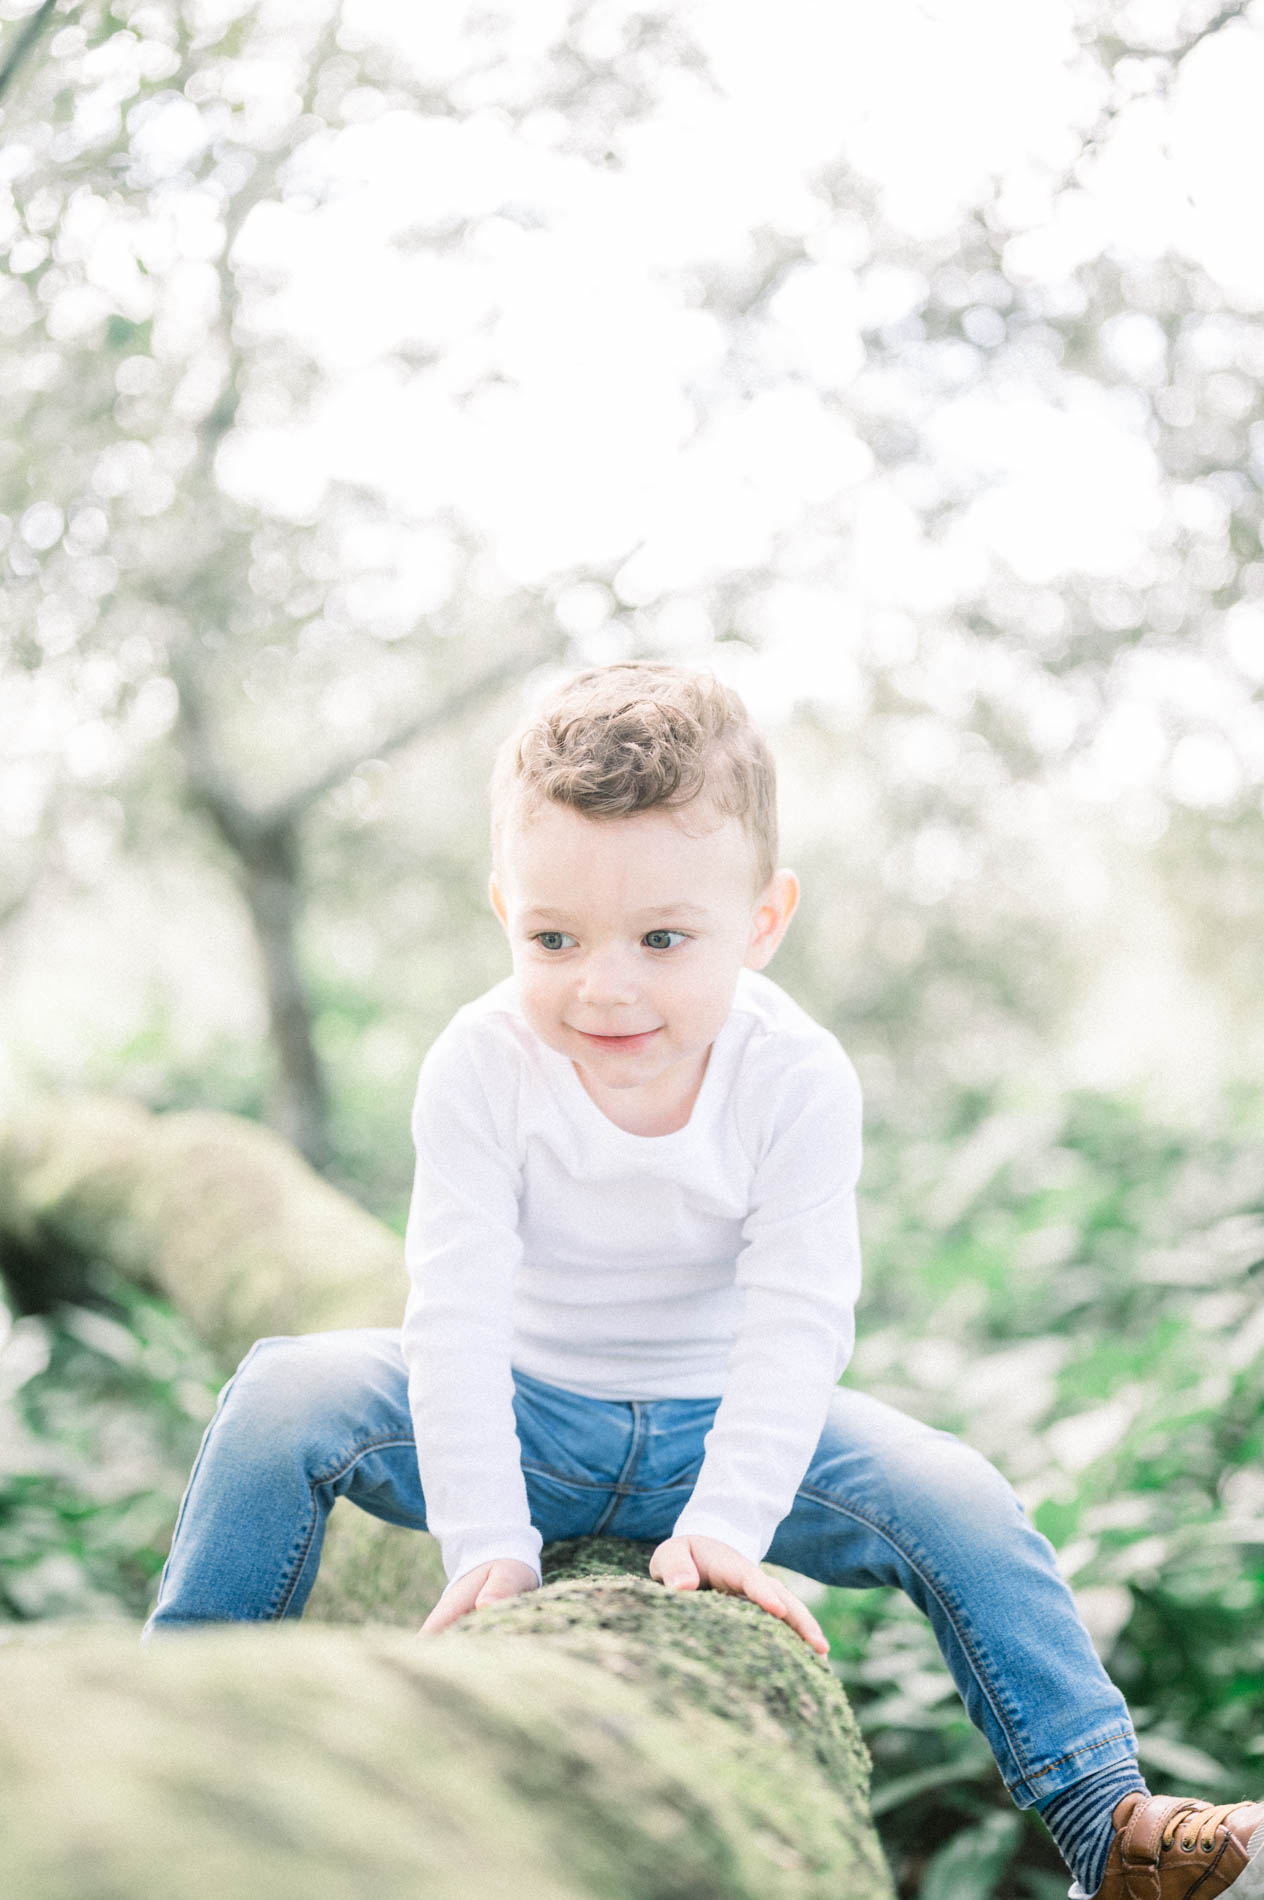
[573,1028,661,1052]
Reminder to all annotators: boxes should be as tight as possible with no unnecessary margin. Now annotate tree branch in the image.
[168,642,264,852]
[1073,0,1255,181]
[0,0,62,109]
[263,646,551,829]
[1140,0,1251,66]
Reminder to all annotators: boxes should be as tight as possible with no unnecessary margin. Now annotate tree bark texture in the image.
[0,1096,894,1900]
[171,658,336,1173]
[236,816,334,1173]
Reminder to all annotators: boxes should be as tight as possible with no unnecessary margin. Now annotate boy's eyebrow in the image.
[629,903,714,922]
[518,902,714,925]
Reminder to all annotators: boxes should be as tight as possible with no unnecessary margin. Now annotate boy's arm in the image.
[669,1043,864,1566]
[402,1021,543,1590]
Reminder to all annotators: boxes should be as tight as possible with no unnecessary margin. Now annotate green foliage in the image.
[918,1812,1022,1900]
[822,1085,1264,1896]
[0,1277,220,1621]
[86,1015,272,1125]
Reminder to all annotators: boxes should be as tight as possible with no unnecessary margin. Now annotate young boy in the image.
[149,663,1264,1900]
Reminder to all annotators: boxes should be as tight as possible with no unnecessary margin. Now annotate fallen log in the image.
[0,1537,892,1900]
[0,1096,894,1898]
[0,1093,402,1359]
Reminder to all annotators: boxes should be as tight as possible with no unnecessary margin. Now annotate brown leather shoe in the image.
[1093,1792,1264,1898]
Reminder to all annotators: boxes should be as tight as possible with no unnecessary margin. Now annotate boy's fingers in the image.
[473,1559,539,1609]
[418,1581,479,1635]
[649,1540,828,1655]
[649,1539,700,1591]
[766,1583,829,1655]
[658,1564,700,1591]
[420,1560,535,1634]
[722,1565,828,1656]
[783,1605,829,1655]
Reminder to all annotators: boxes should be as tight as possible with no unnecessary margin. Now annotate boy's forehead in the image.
[500,799,758,899]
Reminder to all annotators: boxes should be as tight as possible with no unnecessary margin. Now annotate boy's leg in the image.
[146,1329,426,1629]
[145,1331,613,1632]
[768,1389,1264,1899]
[767,1383,1137,1808]
[766,1385,1151,1896]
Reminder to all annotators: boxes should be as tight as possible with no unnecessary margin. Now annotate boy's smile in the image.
[490,800,798,1136]
[573,1027,661,1052]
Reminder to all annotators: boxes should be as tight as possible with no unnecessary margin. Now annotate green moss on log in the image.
[484,1539,871,1792]
[0,1549,893,1900]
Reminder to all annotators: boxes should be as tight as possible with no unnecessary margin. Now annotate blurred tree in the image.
[1,0,699,1157]
[1,0,1262,1182]
[170,645,535,1164]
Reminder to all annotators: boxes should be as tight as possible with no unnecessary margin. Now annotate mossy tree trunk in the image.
[0,1095,894,1900]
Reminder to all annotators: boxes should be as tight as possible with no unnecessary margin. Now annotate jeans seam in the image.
[591,1402,646,1536]
[1021,1729,1139,1792]
[273,1434,421,1619]
[797,1481,1035,1787]
[150,1341,271,1619]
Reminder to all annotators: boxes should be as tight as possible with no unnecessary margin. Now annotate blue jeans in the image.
[146,1328,1137,1808]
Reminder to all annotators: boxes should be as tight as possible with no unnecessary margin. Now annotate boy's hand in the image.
[649,1535,829,1656]
[418,1558,539,1635]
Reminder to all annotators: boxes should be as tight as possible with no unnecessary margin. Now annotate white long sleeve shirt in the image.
[402,968,864,1585]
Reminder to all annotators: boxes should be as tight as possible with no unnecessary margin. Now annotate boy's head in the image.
[490,662,778,893]
[488,664,798,1128]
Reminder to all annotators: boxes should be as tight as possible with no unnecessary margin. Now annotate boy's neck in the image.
[573,1047,712,1137]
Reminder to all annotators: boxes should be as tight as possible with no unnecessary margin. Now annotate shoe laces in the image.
[1160,1800,1251,1856]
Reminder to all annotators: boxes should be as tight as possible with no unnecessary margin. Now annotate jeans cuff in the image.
[1006,1728,1140,1810]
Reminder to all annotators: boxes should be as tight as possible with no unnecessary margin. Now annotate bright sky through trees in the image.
[150,0,1264,790]
[2,0,1263,1119]
[195,5,1241,545]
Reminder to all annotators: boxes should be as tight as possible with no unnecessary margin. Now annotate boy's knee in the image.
[844,1416,1024,1533]
[220,1332,363,1442]
[893,1431,1030,1548]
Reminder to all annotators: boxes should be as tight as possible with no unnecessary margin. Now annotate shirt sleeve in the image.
[401,1016,543,1586]
[670,1039,863,1562]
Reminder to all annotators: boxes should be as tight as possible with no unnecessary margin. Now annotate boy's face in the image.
[489,799,798,1130]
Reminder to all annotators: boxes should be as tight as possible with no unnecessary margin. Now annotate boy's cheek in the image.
[517,986,566,1046]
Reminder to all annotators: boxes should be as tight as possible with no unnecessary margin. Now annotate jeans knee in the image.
[922,1441,1029,1550]
[859,1425,1026,1547]
[218,1333,356,1452]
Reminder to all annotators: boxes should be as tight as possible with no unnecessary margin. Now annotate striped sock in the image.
[1036,1761,1149,1898]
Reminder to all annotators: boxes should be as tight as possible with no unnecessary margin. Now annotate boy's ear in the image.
[744,869,799,971]
[488,872,509,929]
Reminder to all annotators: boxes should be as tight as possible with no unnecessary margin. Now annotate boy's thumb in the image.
[661,1557,700,1592]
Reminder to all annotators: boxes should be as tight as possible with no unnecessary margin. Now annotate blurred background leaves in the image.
[2,0,1263,1892]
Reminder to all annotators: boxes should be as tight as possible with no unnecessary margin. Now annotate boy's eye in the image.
[533,931,576,952]
[642,929,688,951]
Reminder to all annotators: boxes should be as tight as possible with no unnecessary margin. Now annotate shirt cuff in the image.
[438,1525,543,1588]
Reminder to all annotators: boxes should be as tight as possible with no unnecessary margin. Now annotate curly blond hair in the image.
[491,662,777,888]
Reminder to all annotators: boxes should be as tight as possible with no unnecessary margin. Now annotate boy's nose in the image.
[576,952,639,1009]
